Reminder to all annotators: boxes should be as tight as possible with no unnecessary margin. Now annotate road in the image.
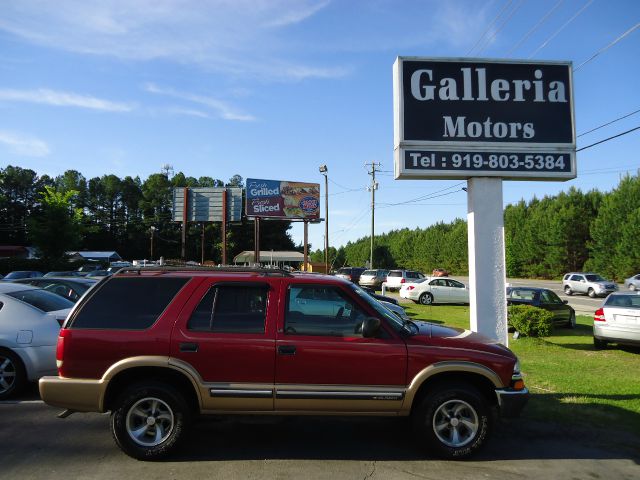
[1,394,639,480]
[391,277,619,315]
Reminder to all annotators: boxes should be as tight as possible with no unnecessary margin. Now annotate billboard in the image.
[246,178,320,219]
[393,57,576,180]
[172,187,243,222]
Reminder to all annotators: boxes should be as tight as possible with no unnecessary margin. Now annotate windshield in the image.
[5,271,35,279]
[6,288,73,312]
[348,283,410,333]
[585,274,606,282]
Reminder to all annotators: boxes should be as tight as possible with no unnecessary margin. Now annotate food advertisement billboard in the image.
[246,178,320,219]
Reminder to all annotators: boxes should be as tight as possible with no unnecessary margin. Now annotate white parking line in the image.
[0,399,44,405]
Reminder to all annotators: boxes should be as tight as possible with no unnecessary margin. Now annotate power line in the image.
[577,125,640,152]
[378,187,465,208]
[475,0,527,56]
[507,0,564,56]
[467,0,513,56]
[528,0,594,58]
[577,108,640,138]
[574,21,640,72]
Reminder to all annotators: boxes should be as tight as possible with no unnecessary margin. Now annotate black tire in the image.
[111,382,191,460]
[593,337,607,350]
[0,349,26,400]
[412,383,491,459]
[564,285,572,296]
[419,292,434,306]
[588,288,596,298]
[566,312,576,329]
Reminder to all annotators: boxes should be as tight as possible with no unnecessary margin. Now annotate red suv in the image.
[40,267,528,460]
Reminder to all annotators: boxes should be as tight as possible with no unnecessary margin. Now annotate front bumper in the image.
[495,387,529,418]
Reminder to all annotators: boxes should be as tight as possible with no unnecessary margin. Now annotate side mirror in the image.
[362,317,381,338]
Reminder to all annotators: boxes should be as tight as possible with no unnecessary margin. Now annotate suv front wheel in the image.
[412,383,491,459]
[111,382,191,460]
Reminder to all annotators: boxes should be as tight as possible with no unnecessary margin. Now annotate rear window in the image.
[604,295,640,308]
[361,270,376,276]
[336,268,351,275]
[70,277,189,330]
[388,271,402,277]
[6,289,73,312]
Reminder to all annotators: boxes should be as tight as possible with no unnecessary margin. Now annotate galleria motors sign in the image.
[393,57,576,180]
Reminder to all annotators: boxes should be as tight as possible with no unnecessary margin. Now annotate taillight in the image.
[56,329,71,373]
[407,286,414,291]
[400,278,406,283]
[594,308,606,322]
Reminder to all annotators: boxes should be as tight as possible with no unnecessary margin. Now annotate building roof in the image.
[67,251,122,261]
[233,250,304,263]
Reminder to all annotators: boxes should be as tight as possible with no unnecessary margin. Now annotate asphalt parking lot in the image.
[1,386,639,480]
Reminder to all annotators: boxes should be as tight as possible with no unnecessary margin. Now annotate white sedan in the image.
[400,277,470,305]
[0,283,72,399]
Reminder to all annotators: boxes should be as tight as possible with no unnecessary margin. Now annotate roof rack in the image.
[115,266,294,277]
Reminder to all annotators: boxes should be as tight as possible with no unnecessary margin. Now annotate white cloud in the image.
[0,88,134,112]
[145,83,256,121]
[0,0,342,81]
[0,130,50,157]
[164,107,211,119]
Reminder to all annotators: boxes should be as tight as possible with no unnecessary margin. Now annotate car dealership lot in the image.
[1,399,639,480]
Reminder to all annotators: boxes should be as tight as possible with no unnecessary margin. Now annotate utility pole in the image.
[366,162,381,269]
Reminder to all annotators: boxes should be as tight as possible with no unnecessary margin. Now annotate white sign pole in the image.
[467,177,508,345]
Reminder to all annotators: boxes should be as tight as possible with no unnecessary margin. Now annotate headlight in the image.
[513,359,521,375]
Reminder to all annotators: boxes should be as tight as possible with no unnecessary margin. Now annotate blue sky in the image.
[0,0,639,253]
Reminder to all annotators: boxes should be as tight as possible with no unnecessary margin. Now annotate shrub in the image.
[508,305,553,337]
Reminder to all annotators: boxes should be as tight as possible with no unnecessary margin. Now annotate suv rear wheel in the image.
[111,382,191,460]
[564,286,572,296]
[588,288,596,298]
[412,383,491,459]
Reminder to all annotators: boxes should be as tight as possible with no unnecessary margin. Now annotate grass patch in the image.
[403,302,640,437]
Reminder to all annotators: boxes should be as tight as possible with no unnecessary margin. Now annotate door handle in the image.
[278,345,296,355]
[179,342,199,353]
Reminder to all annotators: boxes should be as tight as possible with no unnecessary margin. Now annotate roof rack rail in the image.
[115,266,294,277]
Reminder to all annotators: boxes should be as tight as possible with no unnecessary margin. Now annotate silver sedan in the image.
[593,292,640,349]
[0,283,72,399]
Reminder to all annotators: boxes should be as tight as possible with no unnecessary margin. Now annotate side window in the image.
[430,279,447,287]
[447,280,464,288]
[70,277,189,330]
[187,285,268,334]
[285,286,368,337]
[542,290,562,304]
[571,275,583,282]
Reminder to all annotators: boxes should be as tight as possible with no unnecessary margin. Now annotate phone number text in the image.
[404,151,571,172]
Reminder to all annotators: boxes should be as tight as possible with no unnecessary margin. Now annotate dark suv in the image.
[334,267,366,284]
[40,267,528,460]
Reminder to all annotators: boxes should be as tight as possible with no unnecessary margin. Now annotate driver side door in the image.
[274,284,407,413]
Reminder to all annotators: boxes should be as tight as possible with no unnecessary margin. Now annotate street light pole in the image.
[319,165,329,274]
[149,226,156,261]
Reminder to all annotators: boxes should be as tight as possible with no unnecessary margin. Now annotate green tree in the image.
[28,187,82,262]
